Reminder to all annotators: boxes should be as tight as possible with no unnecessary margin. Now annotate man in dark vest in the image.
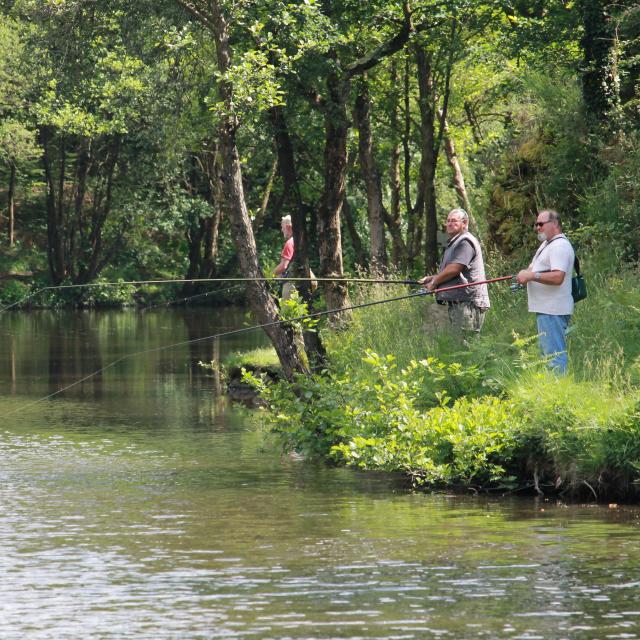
[418,208,490,337]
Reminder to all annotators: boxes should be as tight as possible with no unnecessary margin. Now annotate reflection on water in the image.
[0,308,639,639]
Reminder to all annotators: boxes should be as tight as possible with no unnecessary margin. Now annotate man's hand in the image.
[516,270,534,285]
[418,275,436,291]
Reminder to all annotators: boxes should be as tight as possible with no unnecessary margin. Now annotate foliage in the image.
[579,134,640,261]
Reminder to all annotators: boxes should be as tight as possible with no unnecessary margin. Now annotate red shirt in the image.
[281,237,294,261]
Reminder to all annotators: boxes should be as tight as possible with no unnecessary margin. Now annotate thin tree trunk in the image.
[353,78,387,274]
[436,107,482,239]
[342,196,367,269]
[208,1,310,379]
[403,54,417,270]
[7,164,16,246]
[200,148,223,279]
[317,71,350,317]
[387,150,406,270]
[415,45,438,273]
[464,101,483,145]
[40,126,66,284]
[388,60,407,271]
[253,155,278,229]
[181,149,223,293]
[579,0,620,132]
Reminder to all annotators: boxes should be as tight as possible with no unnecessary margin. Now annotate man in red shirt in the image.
[273,215,295,299]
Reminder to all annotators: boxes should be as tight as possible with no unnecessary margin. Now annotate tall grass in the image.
[327,263,640,390]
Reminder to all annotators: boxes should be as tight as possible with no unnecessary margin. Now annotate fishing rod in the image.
[0,275,420,313]
[3,274,514,417]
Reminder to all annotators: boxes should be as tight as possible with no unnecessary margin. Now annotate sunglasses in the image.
[535,220,551,228]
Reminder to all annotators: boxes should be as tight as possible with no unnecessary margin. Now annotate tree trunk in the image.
[436,108,482,239]
[200,148,223,279]
[40,126,66,284]
[415,46,439,273]
[317,72,350,317]
[269,105,325,367]
[403,54,418,271]
[8,164,16,246]
[353,78,387,274]
[253,155,277,229]
[387,60,407,271]
[342,196,367,269]
[209,1,310,379]
[80,137,120,283]
[579,0,620,132]
[182,148,223,294]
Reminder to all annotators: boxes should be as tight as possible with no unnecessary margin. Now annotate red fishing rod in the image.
[425,274,514,295]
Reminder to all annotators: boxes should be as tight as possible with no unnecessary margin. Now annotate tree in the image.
[353,76,388,273]
[12,0,191,284]
[174,0,311,379]
[578,0,621,132]
[0,16,40,245]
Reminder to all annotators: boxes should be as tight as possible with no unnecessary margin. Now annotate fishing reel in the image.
[510,276,525,292]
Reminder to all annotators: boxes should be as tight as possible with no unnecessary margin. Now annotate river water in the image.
[0,307,639,639]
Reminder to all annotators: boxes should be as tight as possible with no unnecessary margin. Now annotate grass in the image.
[223,347,280,370]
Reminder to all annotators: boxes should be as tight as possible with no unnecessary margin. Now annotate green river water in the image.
[0,308,639,639]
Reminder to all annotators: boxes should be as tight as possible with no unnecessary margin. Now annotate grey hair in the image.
[448,208,469,222]
[539,209,562,226]
[281,215,292,226]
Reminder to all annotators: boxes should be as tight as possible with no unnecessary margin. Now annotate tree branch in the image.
[173,0,216,31]
[345,3,415,80]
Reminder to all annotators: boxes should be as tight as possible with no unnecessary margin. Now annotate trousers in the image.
[536,313,571,374]
[447,301,487,334]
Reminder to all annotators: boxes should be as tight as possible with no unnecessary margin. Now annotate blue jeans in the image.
[536,313,571,374]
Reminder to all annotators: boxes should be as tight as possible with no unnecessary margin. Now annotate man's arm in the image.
[516,269,566,285]
[420,263,465,291]
[273,258,290,276]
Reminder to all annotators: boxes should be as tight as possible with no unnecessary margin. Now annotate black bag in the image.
[571,256,587,303]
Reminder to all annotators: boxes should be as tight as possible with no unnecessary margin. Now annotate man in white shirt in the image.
[516,209,575,374]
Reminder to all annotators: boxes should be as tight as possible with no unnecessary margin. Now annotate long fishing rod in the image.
[0,276,420,313]
[4,275,513,417]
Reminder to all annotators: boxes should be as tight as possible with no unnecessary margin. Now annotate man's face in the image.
[281,222,292,238]
[534,214,559,241]
[445,213,467,238]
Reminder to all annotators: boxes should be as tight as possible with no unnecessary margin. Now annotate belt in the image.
[437,299,465,306]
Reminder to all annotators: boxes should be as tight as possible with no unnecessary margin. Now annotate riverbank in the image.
[249,265,640,502]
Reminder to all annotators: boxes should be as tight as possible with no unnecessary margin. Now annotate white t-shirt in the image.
[526,234,575,315]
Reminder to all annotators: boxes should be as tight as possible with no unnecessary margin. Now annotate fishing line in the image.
[139,283,246,313]
[4,289,424,416]
[4,275,514,417]
[0,276,419,313]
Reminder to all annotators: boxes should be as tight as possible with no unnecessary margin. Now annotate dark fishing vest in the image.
[436,231,490,308]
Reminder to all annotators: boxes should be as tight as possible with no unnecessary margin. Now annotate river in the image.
[1,308,639,639]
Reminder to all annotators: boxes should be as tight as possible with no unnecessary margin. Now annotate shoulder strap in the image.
[449,232,476,256]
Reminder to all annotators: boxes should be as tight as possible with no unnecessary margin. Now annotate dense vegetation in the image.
[250,267,640,500]
[2,1,640,497]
